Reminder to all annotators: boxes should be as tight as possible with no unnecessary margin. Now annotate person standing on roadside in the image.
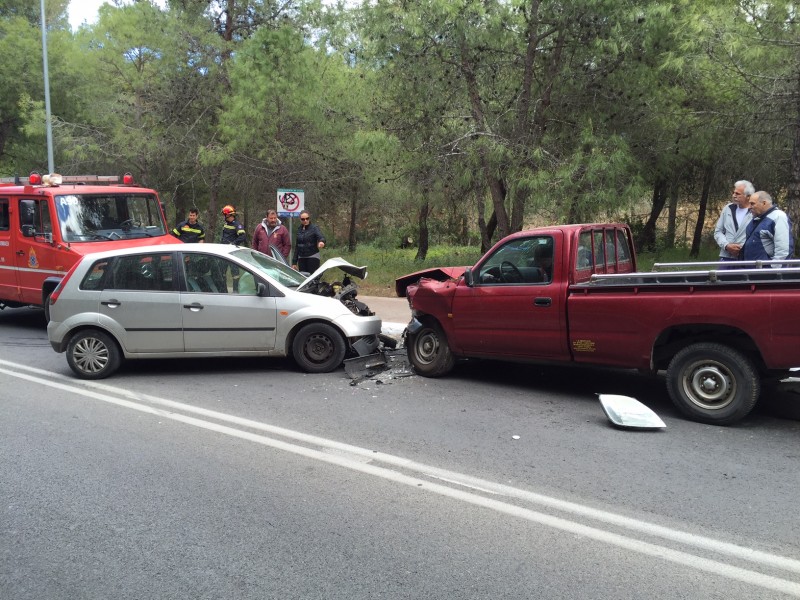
[292,211,325,273]
[219,205,247,247]
[714,180,754,264]
[172,208,206,243]
[219,204,246,291]
[741,191,794,266]
[253,209,291,262]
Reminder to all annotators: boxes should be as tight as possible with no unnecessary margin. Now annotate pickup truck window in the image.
[477,235,553,284]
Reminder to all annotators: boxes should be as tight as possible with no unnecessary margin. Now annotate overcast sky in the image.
[68,0,166,30]
[67,0,106,30]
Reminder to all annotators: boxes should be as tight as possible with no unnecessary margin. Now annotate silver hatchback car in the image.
[47,244,382,379]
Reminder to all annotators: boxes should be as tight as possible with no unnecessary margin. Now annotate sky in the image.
[67,0,166,30]
[67,0,108,30]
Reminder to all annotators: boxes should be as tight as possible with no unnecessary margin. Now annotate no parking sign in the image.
[277,189,304,217]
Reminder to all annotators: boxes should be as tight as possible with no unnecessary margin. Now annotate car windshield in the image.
[56,194,167,242]
[232,248,306,288]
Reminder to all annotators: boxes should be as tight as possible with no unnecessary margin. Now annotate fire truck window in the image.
[0,199,8,230]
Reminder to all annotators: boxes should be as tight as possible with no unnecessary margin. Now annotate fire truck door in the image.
[14,198,63,306]
[0,197,19,303]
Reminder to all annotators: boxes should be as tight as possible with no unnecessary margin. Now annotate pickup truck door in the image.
[449,233,569,360]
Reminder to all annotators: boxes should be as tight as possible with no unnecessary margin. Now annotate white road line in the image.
[3,360,800,596]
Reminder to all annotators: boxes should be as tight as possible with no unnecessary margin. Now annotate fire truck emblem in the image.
[28,248,39,268]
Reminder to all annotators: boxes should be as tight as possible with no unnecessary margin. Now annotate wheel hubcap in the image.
[304,333,333,364]
[73,337,109,374]
[415,331,438,365]
[683,362,735,410]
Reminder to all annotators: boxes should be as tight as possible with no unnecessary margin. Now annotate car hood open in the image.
[297,257,368,291]
[395,266,467,297]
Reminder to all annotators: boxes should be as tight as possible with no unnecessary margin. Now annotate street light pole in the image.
[40,0,55,174]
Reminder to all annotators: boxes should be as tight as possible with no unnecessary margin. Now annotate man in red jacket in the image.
[253,209,291,262]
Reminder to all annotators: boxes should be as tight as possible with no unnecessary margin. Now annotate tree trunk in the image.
[415,200,430,261]
[786,100,800,252]
[690,166,713,257]
[348,194,357,252]
[636,179,667,251]
[666,183,679,248]
[207,168,221,242]
[459,38,511,239]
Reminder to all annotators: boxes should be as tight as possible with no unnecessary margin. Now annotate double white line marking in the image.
[3,358,799,596]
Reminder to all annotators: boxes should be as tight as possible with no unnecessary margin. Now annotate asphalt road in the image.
[2,306,800,599]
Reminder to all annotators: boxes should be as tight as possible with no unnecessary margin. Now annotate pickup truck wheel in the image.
[666,343,760,425]
[407,320,455,377]
[292,323,346,373]
[66,329,122,380]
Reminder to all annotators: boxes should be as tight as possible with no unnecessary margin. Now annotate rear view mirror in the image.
[21,224,36,238]
[464,267,474,287]
[598,394,666,430]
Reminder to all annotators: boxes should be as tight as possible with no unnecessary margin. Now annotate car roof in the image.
[77,243,238,262]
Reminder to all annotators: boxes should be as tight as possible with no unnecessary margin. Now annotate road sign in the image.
[277,189,304,217]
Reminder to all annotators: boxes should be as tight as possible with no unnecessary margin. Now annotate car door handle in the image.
[183,303,204,311]
[534,297,552,307]
[101,299,121,308]
[16,250,25,256]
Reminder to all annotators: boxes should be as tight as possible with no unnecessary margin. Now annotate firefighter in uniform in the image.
[219,205,246,291]
[172,208,206,243]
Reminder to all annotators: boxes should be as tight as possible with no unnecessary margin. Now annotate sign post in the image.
[277,188,304,254]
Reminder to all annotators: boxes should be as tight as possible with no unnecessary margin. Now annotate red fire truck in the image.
[0,172,177,317]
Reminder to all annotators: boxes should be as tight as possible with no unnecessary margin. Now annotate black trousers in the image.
[298,256,320,274]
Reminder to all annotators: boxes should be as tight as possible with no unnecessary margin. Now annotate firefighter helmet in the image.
[221,205,236,216]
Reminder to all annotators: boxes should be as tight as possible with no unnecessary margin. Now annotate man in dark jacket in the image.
[172,208,205,243]
[741,191,793,266]
[219,205,247,246]
[292,211,325,273]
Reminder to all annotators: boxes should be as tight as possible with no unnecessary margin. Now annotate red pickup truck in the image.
[395,223,800,425]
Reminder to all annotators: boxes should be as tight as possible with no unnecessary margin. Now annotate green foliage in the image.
[335,242,483,295]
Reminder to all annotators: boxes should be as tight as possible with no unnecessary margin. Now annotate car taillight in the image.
[49,263,81,306]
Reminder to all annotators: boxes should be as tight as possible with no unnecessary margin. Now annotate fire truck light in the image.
[28,172,42,185]
[123,172,134,185]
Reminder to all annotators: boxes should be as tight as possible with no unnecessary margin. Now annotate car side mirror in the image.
[463,267,474,287]
[257,282,269,297]
[21,224,36,238]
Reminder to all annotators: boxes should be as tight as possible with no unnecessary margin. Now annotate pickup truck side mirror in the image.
[464,267,474,287]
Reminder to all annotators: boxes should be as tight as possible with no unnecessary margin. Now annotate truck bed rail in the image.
[588,260,800,286]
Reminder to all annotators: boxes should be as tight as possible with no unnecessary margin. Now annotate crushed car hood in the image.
[298,257,368,291]
[395,266,467,297]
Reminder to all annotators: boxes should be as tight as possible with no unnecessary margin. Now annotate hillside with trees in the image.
[2,0,798,257]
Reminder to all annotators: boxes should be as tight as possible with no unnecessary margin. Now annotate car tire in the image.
[66,329,122,380]
[292,323,346,373]
[407,319,455,377]
[666,342,760,425]
[43,293,51,323]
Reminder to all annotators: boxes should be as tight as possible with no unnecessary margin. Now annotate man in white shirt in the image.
[714,180,754,264]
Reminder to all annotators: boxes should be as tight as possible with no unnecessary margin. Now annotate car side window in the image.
[109,253,175,291]
[477,236,552,285]
[183,254,260,295]
[80,258,111,290]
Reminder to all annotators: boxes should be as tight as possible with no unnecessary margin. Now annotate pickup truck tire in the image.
[66,329,122,380]
[666,343,760,425]
[408,319,455,377]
